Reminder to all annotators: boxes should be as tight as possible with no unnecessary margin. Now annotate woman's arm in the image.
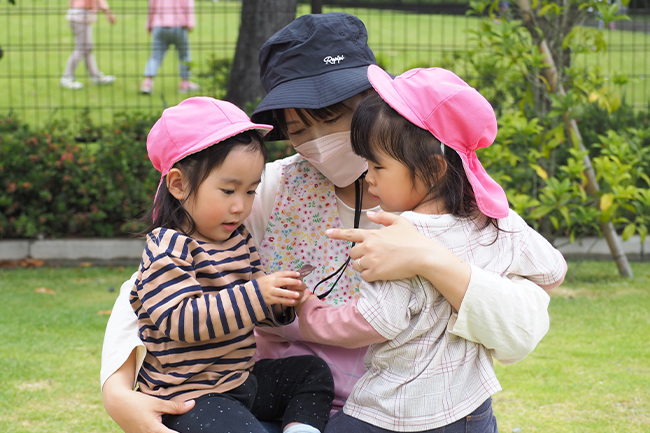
[103,349,195,433]
[451,268,550,364]
[327,211,551,363]
[328,211,471,310]
[100,271,145,389]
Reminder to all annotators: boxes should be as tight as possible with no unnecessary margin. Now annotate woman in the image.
[101,13,551,433]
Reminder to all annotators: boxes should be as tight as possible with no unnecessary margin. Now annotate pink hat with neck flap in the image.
[367,65,509,219]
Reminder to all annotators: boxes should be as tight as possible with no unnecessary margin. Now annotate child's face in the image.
[182,147,265,243]
[365,150,430,213]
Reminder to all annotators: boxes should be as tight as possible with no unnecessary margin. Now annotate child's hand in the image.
[295,291,318,316]
[257,271,304,306]
[105,10,116,25]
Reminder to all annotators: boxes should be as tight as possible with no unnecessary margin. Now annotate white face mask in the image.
[293,131,368,188]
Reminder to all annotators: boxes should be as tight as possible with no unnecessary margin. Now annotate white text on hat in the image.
[323,55,345,65]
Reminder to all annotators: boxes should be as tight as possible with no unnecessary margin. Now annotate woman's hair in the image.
[138,130,267,237]
[351,92,497,227]
[271,90,372,138]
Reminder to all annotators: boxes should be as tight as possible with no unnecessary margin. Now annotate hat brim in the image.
[367,64,428,130]
[171,122,273,173]
[252,66,373,141]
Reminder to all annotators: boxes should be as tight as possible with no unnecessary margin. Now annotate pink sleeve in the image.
[187,0,195,29]
[298,298,387,349]
[97,0,110,11]
[147,0,155,31]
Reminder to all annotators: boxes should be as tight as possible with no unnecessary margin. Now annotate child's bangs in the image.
[351,96,399,163]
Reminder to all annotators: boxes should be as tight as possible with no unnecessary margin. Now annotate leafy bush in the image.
[0,111,299,240]
[0,112,160,239]
[447,0,650,244]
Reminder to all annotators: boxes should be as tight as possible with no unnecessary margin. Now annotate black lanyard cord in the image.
[316,172,366,300]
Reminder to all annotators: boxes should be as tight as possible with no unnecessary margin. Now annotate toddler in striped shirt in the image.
[129,97,334,433]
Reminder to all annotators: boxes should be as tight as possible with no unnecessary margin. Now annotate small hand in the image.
[105,9,116,25]
[257,271,304,306]
[295,290,318,316]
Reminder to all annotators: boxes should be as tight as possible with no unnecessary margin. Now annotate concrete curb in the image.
[0,238,145,265]
[554,236,648,261]
[1,235,649,265]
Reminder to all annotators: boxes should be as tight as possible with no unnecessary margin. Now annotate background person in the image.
[100,13,553,433]
[140,0,200,94]
[60,0,116,90]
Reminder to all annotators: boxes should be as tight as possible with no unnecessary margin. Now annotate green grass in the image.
[1,1,649,128]
[0,260,648,432]
[493,261,650,432]
[0,265,133,432]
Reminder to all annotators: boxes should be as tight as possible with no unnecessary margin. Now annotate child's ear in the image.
[434,154,448,181]
[166,168,186,200]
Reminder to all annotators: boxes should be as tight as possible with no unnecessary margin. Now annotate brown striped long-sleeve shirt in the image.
[129,226,294,401]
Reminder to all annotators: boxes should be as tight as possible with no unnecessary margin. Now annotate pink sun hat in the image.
[367,65,509,219]
[147,97,273,179]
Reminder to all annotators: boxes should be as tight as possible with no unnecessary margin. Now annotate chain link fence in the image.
[1,0,649,127]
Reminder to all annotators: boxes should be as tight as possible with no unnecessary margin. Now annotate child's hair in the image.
[352,92,496,226]
[138,130,267,237]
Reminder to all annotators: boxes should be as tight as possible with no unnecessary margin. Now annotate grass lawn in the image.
[1,1,649,127]
[0,260,648,432]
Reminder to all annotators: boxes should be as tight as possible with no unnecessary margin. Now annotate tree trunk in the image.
[225,0,298,109]
[515,0,633,278]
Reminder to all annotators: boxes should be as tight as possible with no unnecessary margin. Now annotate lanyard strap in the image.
[316,172,365,300]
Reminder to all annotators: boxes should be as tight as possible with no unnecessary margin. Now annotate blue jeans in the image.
[262,420,283,433]
[143,26,191,79]
[324,398,498,433]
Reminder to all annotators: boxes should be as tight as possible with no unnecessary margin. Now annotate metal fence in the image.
[1,0,649,128]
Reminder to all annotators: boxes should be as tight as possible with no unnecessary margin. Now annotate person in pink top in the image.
[100,13,554,433]
[60,0,116,90]
[140,0,200,94]
[296,66,567,433]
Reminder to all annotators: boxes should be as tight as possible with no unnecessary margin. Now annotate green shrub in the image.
[0,110,300,240]
[0,112,160,239]
[451,0,650,244]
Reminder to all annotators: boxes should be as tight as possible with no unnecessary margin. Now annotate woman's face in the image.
[283,94,366,147]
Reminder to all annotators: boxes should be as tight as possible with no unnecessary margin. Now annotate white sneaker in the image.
[60,76,83,90]
[178,80,200,93]
[90,73,115,85]
[140,78,153,94]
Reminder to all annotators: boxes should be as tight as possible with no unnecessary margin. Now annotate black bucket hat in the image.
[252,13,377,140]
